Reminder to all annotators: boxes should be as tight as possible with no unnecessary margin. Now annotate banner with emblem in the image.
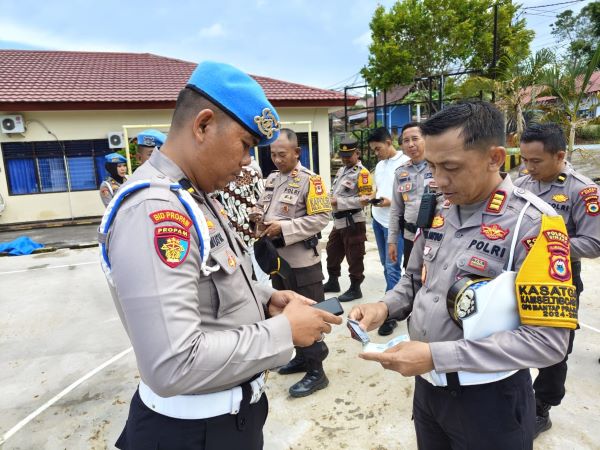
[515,215,577,329]
[306,176,332,215]
[357,168,373,196]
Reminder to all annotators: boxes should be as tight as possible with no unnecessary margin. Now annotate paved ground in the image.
[1,222,599,450]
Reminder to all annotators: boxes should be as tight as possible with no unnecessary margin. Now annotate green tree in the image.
[458,49,554,143]
[539,46,600,160]
[361,0,534,90]
[551,1,600,64]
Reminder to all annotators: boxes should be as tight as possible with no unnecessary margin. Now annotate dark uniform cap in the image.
[104,152,126,164]
[186,61,281,147]
[339,136,358,156]
[137,129,166,148]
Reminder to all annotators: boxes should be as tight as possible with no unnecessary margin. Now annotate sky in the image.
[0,0,593,91]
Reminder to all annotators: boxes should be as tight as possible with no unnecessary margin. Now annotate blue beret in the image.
[137,129,166,148]
[186,61,280,146]
[105,153,126,164]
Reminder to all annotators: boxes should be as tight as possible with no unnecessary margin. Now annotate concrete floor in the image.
[1,225,599,450]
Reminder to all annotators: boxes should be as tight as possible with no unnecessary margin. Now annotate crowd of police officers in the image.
[101,59,598,450]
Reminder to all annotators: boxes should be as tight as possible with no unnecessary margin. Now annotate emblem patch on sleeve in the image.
[579,186,599,216]
[154,226,190,268]
[149,210,193,268]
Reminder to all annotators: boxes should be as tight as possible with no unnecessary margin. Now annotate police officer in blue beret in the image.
[136,129,166,165]
[99,61,342,450]
[99,152,127,207]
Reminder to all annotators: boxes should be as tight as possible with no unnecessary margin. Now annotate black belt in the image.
[333,209,361,219]
[404,222,417,233]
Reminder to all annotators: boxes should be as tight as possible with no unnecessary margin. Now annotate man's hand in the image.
[388,243,398,263]
[373,196,391,208]
[248,207,263,223]
[348,302,389,332]
[283,297,343,347]
[268,290,315,317]
[360,341,434,376]
[359,195,371,207]
[261,221,282,238]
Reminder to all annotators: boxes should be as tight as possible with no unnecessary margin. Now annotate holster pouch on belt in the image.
[303,233,322,256]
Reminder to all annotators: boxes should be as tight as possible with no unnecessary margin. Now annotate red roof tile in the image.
[0,50,354,110]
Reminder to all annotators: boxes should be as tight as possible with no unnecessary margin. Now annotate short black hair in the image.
[170,87,227,131]
[367,127,392,144]
[421,102,505,149]
[279,128,298,147]
[401,122,422,136]
[521,122,566,154]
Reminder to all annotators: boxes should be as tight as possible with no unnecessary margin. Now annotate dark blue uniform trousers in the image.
[413,370,535,450]
[115,388,268,450]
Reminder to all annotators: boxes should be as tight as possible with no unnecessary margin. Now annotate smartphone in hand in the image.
[347,318,370,344]
[368,198,383,205]
[312,297,344,316]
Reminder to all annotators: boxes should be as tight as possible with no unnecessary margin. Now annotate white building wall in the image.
[0,107,332,225]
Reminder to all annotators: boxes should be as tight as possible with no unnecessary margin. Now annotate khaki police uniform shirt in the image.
[256,162,330,268]
[514,162,600,260]
[104,151,293,397]
[382,175,570,373]
[99,177,124,207]
[388,160,435,243]
[330,162,373,229]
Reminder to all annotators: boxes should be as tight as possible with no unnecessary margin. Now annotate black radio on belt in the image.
[303,232,322,256]
[415,186,440,229]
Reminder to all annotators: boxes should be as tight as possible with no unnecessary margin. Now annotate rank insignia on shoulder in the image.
[290,169,299,178]
[552,194,569,203]
[486,190,506,213]
[206,220,215,230]
[556,173,567,184]
[154,226,190,268]
[431,215,444,228]
[400,171,409,177]
[480,223,509,240]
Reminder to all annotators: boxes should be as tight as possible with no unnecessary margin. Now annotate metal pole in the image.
[344,87,348,132]
[428,77,433,115]
[384,89,388,129]
[373,87,377,128]
[438,75,444,111]
[491,2,498,103]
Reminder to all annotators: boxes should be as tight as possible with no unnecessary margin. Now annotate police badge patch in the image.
[154,226,190,268]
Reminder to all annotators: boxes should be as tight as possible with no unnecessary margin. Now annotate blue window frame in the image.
[2,139,112,195]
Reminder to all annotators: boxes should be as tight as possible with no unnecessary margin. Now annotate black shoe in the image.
[533,414,552,439]
[289,370,329,398]
[378,320,397,336]
[323,277,340,293]
[338,281,362,302]
[278,355,307,375]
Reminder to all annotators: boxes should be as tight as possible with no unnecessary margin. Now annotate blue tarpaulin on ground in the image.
[0,236,44,255]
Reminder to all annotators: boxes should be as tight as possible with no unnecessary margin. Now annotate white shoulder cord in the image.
[506,201,531,272]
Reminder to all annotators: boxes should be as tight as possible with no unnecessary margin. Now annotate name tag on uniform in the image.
[398,182,412,192]
[342,179,354,188]
[280,193,298,204]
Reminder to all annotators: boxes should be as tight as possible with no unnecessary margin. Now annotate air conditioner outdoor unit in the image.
[1,115,25,134]
[108,131,125,149]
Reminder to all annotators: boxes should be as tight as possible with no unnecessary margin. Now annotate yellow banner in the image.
[306,175,332,215]
[515,215,577,329]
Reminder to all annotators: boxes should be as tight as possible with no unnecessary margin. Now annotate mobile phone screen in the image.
[347,319,370,344]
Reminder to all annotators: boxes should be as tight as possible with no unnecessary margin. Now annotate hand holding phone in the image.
[368,197,383,205]
[312,297,344,316]
[347,318,370,344]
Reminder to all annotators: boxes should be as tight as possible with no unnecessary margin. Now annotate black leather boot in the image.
[533,399,552,439]
[289,363,329,398]
[323,276,340,293]
[378,319,397,336]
[338,280,362,302]
[278,353,307,375]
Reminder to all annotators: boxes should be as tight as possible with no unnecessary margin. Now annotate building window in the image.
[2,139,112,195]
